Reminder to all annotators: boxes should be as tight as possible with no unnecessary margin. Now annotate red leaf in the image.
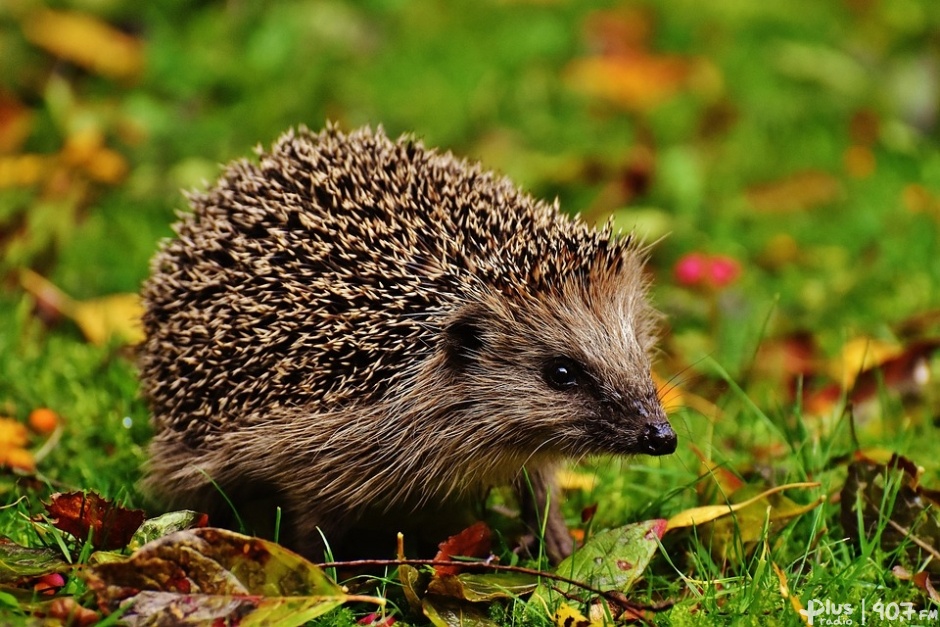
[44,491,145,550]
[432,522,493,577]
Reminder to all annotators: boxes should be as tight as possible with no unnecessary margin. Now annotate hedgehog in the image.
[139,124,676,563]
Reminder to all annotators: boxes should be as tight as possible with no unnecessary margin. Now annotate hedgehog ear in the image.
[443,310,486,369]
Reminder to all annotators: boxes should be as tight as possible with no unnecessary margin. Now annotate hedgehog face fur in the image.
[140,124,676,562]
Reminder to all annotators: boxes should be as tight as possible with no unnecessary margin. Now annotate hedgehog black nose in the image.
[641,421,677,456]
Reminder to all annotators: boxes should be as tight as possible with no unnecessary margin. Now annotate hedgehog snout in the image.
[640,419,677,456]
[630,393,676,456]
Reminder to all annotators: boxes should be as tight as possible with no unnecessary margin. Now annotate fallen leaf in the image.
[0,154,53,187]
[70,293,145,345]
[556,469,596,492]
[44,491,145,550]
[912,572,939,603]
[840,453,940,574]
[690,485,825,561]
[399,563,425,613]
[128,510,210,550]
[0,93,34,154]
[20,269,144,345]
[745,170,842,213]
[427,572,538,602]
[830,337,901,389]
[553,603,592,627]
[666,482,822,530]
[0,417,34,472]
[23,9,143,80]
[530,519,666,608]
[0,539,70,584]
[0,417,28,448]
[43,598,101,626]
[433,522,492,577]
[422,595,498,627]
[565,54,690,112]
[846,339,939,408]
[85,528,383,626]
[60,128,129,184]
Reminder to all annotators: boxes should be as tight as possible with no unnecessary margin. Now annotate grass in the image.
[1,0,939,624]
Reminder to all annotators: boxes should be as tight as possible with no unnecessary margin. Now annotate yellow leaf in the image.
[653,371,683,411]
[0,418,29,448]
[23,9,143,80]
[0,447,36,472]
[831,337,900,389]
[21,270,144,345]
[553,603,592,627]
[84,147,128,183]
[0,418,34,472]
[0,154,53,188]
[555,468,596,492]
[666,482,821,530]
[72,293,145,346]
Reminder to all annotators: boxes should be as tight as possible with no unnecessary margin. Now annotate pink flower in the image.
[673,252,741,289]
[708,255,741,287]
[674,252,709,286]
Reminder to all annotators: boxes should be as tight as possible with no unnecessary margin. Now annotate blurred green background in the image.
[2,2,940,621]
[1,0,939,522]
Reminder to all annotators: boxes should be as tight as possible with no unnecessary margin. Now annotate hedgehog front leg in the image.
[514,466,573,563]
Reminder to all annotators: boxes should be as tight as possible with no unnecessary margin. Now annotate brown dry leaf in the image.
[745,170,842,213]
[23,9,143,80]
[913,572,940,603]
[754,332,822,392]
[582,7,653,56]
[44,598,101,627]
[805,338,940,419]
[0,93,34,154]
[565,53,690,112]
[846,339,939,407]
[432,522,492,577]
[841,453,940,574]
[44,491,146,550]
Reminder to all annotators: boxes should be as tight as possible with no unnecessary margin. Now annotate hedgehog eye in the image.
[543,357,581,391]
